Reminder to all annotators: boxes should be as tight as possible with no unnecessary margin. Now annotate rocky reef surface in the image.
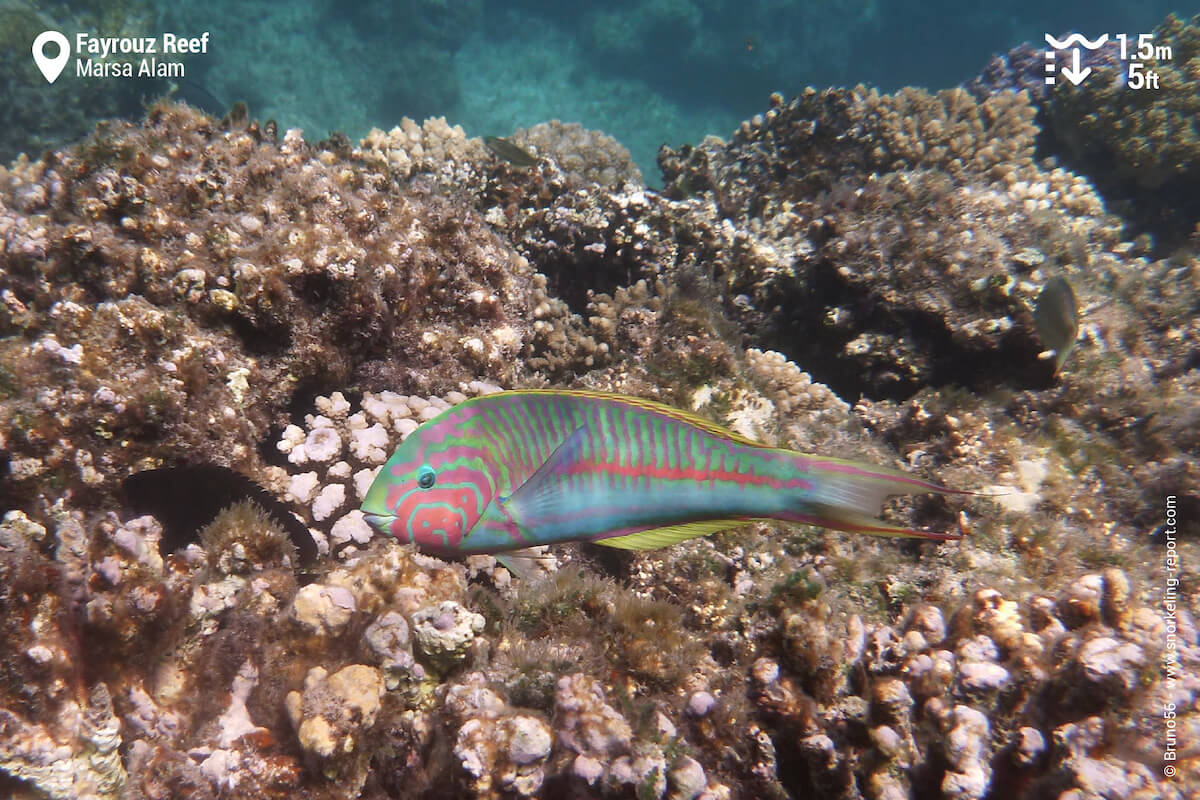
[1,20,1198,798]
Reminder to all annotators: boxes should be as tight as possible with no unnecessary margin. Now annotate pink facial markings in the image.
[410,502,465,549]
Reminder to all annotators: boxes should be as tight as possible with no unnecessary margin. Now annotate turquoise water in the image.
[169,0,1182,176]
[4,0,1183,175]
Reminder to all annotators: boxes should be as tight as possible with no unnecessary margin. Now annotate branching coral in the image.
[660,85,1038,212]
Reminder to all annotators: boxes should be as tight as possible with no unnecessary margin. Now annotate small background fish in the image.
[484,136,539,167]
[1034,275,1079,372]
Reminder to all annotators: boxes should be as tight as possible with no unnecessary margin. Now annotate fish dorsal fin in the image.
[505,425,592,524]
[593,519,751,550]
[592,393,764,447]
[472,389,768,449]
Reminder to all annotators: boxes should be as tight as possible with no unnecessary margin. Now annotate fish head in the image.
[360,407,497,554]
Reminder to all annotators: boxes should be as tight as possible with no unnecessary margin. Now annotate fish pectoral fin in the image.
[526,424,589,482]
[506,425,591,522]
[593,519,750,550]
[495,547,556,580]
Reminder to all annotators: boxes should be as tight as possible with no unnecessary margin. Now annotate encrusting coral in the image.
[510,121,644,189]
[0,102,606,510]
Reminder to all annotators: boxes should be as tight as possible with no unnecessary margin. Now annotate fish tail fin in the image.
[786,457,966,541]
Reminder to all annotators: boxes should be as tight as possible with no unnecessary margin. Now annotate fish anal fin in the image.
[593,519,750,550]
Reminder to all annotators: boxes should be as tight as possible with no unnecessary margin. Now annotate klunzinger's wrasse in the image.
[361,390,964,571]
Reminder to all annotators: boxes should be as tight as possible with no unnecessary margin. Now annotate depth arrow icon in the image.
[1061,49,1092,85]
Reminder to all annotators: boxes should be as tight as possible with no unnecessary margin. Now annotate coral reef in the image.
[966,42,1056,105]
[286,663,386,789]
[965,36,1126,108]
[445,672,554,798]
[959,16,1200,247]
[510,121,643,189]
[0,103,604,512]
[0,499,500,799]
[1,44,1197,798]
[656,85,1131,399]
[1048,14,1200,192]
[0,683,126,800]
[660,86,1041,207]
[356,116,492,190]
[747,572,1189,799]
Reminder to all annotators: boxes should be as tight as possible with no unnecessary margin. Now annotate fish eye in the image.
[417,465,436,490]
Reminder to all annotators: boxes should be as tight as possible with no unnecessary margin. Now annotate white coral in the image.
[312,483,346,522]
[330,511,373,547]
[315,391,351,418]
[349,424,390,463]
[304,427,342,463]
[287,472,320,504]
[394,417,419,439]
[277,424,305,455]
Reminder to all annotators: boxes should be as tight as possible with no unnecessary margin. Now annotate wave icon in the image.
[1044,33,1109,50]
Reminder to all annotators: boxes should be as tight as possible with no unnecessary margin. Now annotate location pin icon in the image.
[33,31,70,84]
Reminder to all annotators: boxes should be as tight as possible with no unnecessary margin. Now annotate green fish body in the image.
[361,390,962,556]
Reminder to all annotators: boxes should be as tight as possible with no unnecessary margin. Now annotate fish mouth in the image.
[362,512,397,533]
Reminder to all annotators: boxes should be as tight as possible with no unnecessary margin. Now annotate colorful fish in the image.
[361,391,963,564]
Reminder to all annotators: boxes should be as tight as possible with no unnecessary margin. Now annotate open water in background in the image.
[3,0,1190,174]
